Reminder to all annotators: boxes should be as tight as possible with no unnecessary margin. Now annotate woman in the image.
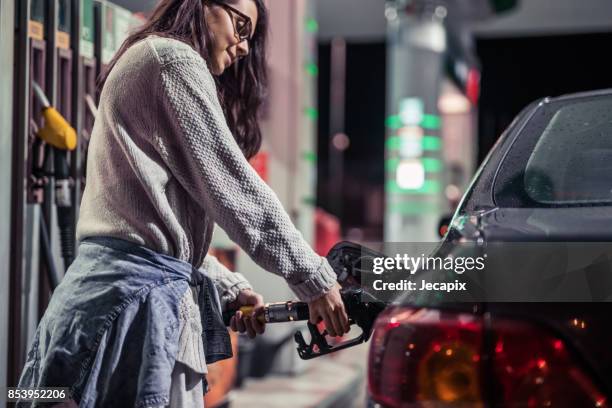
[17,0,349,406]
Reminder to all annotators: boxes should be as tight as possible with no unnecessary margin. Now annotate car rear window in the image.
[494,94,612,207]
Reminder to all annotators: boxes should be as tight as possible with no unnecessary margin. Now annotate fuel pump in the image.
[9,0,90,387]
[27,0,49,206]
[10,0,55,385]
[32,81,77,277]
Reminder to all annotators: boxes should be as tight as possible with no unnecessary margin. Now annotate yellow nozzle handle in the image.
[237,306,266,323]
[226,306,266,324]
[37,107,77,151]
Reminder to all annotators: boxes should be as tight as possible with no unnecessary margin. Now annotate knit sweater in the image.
[76,35,337,304]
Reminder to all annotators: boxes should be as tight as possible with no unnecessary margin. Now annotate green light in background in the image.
[386,135,441,151]
[302,196,316,206]
[304,107,318,120]
[420,114,441,130]
[385,136,401,150]
[422,136,441,151]
[305,62,319,76]
[387,202,441,215]
[422,157,442,172]
[385,179,441,194]
[385,158,399,171]
[302,151,317,163]
[385,115,402,129]
[305,18,319,33]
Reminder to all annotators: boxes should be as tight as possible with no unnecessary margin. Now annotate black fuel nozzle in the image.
[222,242,388,359]
[223,288,386,360]
[294,289,386,360]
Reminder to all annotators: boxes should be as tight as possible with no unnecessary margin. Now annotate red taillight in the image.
[368,308,608,408]
[493,320,607,408]
[369,308,484,407]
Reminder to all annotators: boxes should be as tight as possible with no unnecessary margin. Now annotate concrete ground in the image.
[229,342,369,408]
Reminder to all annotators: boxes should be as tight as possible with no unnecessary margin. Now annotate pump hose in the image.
[54,150,75,269]
[57,207,75,268]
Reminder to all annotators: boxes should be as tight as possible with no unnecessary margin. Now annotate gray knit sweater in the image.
[76,35,336,305]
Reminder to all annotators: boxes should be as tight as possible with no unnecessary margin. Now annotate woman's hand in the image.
[227,289,266,338]
[307,283,350,337]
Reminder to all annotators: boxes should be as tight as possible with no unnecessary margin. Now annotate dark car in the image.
[367,89,612,407]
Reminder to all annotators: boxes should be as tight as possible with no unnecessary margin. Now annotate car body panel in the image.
[372,89,612,405]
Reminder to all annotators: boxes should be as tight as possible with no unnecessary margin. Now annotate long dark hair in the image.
[98,0,269,159]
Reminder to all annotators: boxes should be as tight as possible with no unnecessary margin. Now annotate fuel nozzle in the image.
[264,301,310,323]
[32,81,77,151]
[31,81,78,269]
[222,301,310,326]
[222,243,390,360]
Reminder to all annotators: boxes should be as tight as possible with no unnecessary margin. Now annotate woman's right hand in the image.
[307,283,350,337]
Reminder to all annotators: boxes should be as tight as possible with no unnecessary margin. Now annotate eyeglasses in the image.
[209,0,253,46]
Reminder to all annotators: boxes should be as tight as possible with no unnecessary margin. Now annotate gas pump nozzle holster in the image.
[222,242,387,360]
[32,81,77,151]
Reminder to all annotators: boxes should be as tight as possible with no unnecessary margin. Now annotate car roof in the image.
[546,87,612,103]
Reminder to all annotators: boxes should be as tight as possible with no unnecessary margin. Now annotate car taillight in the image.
[369,307,485,407]
[492,320,607,408]
[368,307,608,408]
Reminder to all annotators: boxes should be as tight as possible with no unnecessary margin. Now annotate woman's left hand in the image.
[227,289,266,338]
